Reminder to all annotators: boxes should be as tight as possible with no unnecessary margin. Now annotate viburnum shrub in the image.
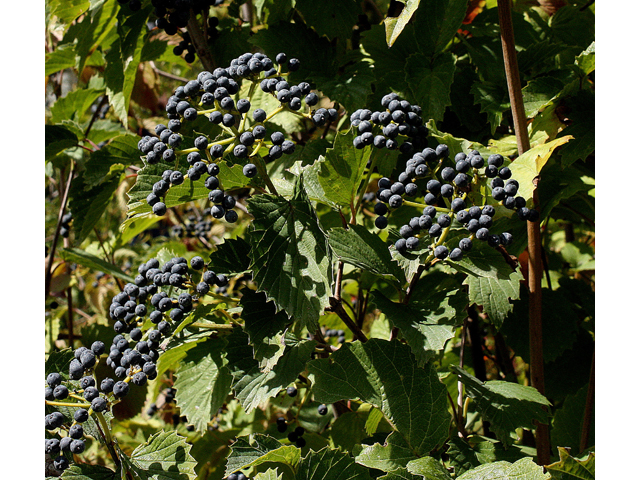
[45,1,594,479]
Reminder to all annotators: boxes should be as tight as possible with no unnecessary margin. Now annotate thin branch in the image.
[45,163,75,297]
[150,61,190,83]
[187,8,216,71]
[84,95,108,139]
[327,297,367,343]
[497,0,549,465]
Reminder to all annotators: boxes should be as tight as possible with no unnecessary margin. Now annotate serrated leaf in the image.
[174,338,233,433]
[557,91,594,168]
[370,286,465,366]
[83,135,141,187]
[309,339,450,469]
[413,0,468,56]
[208,237,252,276]
[225,434,300,476]
[124,430,197,480]
[45,348,75,379]
[522,76,567,118]
[314,59,375,113]
[546,448,595,480]
[240,289,290,371]
[69,172,122,245]
[354,431,418,472]
[471,81,510,134]
[49,0,91,25]
[384,0,422,47]
[507,136,573,202]
[255,469,282,480]
[234,339,315,412]
[247,175,332,332]
[451,366,551,446]
[295,447,370,480]
[405,53,456,123]
[406,456,451,480]
[318,131,371,208]
[447,435,535,476]
[575,41,595,76]
[457,457,550,480]
[328,225,405,282]
[45,43,77,76]
[59,464,119,480]
[50,88,104,124]
[46,124,79,161]
[328,411,369,453]
[59,248,134,283]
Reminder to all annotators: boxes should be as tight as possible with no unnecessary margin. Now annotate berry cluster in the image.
[60,212,72,238]
[170,211,213,240]
[275,416,307,448]
[350,93,428,154]
[138,52,327,222]
[45,253,228,472]
[323,328,346,344]
[370,135,538,261]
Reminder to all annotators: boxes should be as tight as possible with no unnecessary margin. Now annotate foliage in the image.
[45,1,594,479]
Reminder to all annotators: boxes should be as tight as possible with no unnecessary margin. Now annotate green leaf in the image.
[314,58,375,113]
[59,464,119,479]
[59,248,134,283]
[69,0,119,75]
[45,348,75,380]
[296,0,361,40]
[49,0,91,25]
[240,289,290,371]
[370,284,466,366]
[406,456,451,480]
[354,431,418,472]
[83,135,141,187]
[207,237,252,276]
[123,430,197,479]
[384,0,422,47]
[471,81,510,134]
[546,448,595,480]
[69,173,122,245]
[575,41,595,76]
[328,225,405,282]
[247,175,332,332]
[447,435,535,476]
[522,76,567,118]
[309,339,450,468]
[413,0,468,56]
[254,0,295,24]
[255,469,282,480]
[46,124,79,161]
[50,88,104,124]
[328,410,370,452]
[457,457,550,480]
[173,338,233,433]
[318,131,371,208]
[234,339,316,412]
[295,447,370,480]
[446,241,523,329]
[508,136,573,203]
[451,365,552,446]
[45,43,77,76]
[558,91,594,167]
[104,5,151,127]
[404,53,456,123]
[225,434,300,476]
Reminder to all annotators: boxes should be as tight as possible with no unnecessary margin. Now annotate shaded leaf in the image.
[247,175,332,332]
[208,237,252,276]
[295,447,370,480]
[46,124,79,161]
[296,0,361,40]
[471,81,510,134]
[59,248,134,283]
[225,434,300,476]
[59,464,119,480]
[550,384,594,456]
[83,135,141,187]
[546,448,595,480]
[405,52,456,123]
[451,366,552,446]
[447,435,535,476]
[309,339,450,468]
[50,88,104,124]
[413,0,468,56]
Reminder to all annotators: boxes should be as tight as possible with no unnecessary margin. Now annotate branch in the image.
[327,297,368,343]
[187,9,216,72]
[497,0,549,465]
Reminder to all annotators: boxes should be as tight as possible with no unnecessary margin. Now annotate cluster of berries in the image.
[45,254,228,472]
[350,93,429,154]
[275,416,307,448]
[370,135,538,261]
[137,52,323,221]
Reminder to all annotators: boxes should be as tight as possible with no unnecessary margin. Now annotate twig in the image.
[84,95,108,139]
[187,8,216,71]
[402,264,425,304]
[45,163,75,297]
[497,0,549,465]
[327,297,367,343]
[150,61,190,83]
